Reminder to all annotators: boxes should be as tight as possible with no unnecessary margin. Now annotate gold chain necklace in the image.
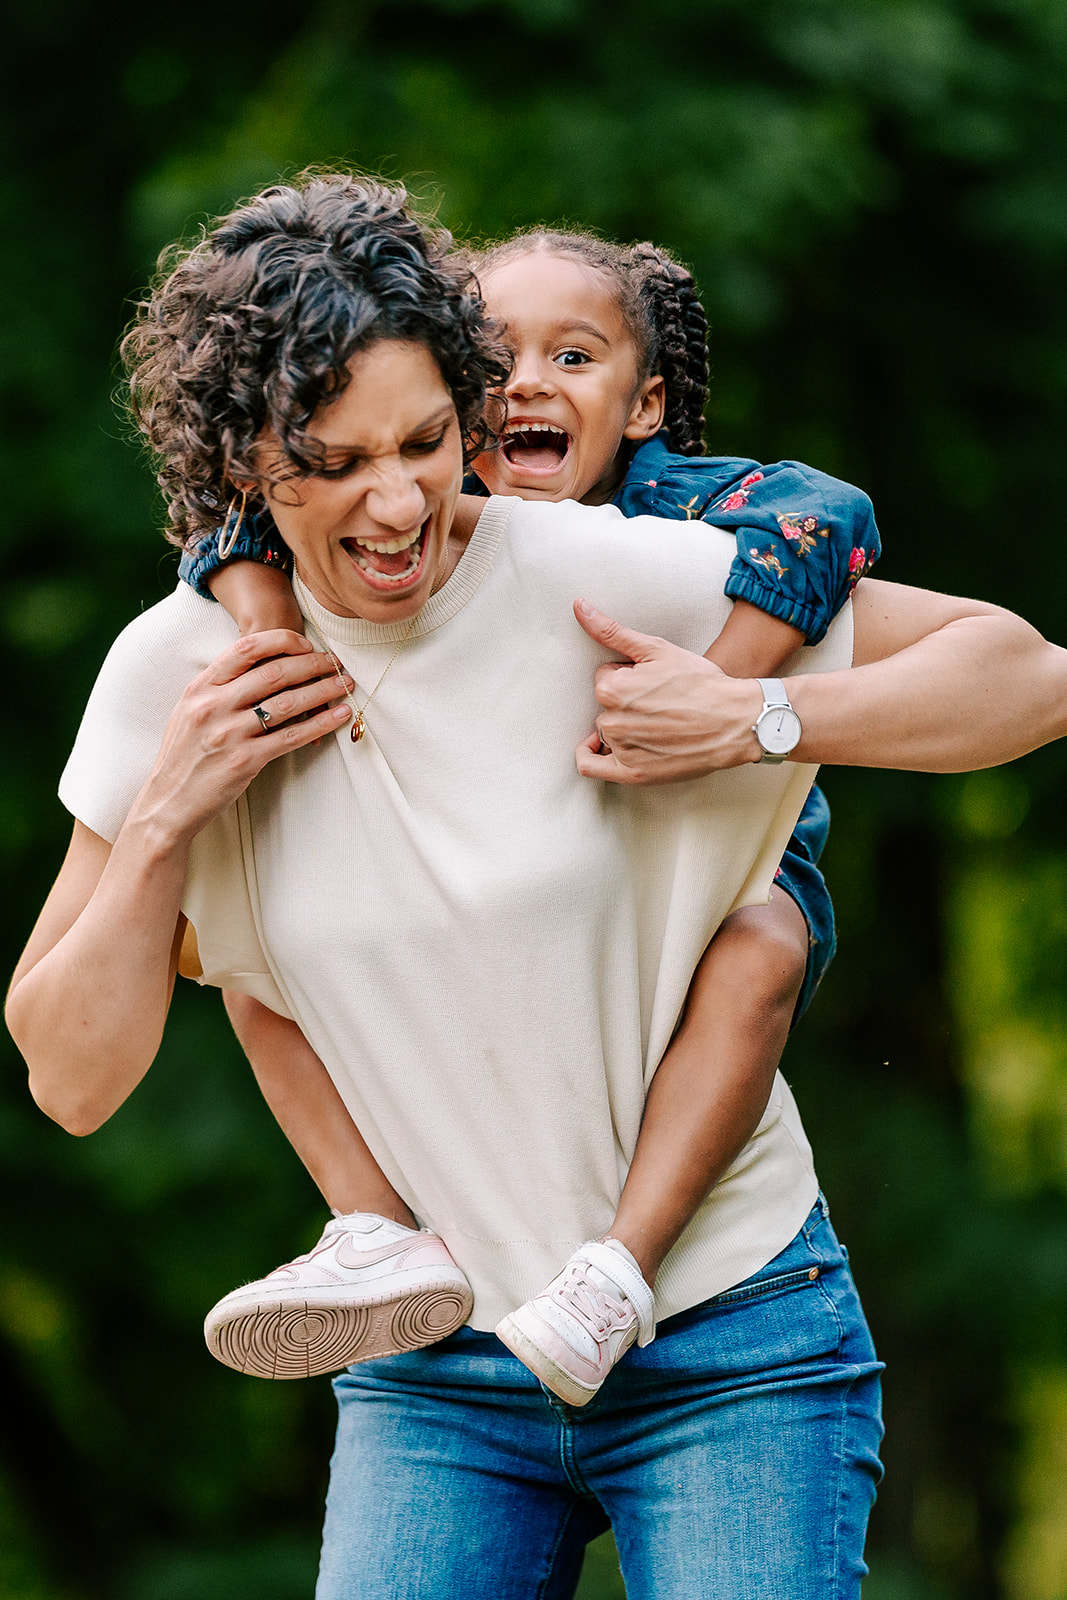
[304,613,419,743]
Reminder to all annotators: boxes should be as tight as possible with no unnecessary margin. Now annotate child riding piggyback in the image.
[178,226,879,1406]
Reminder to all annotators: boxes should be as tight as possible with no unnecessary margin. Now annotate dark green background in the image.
[4,2,1067,1595]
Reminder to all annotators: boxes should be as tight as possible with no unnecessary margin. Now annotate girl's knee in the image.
[705,899,809,1011]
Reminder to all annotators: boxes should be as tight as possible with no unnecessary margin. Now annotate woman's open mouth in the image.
[342,518,430,590]
[500,421,571,475]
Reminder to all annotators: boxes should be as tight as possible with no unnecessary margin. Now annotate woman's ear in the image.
[623,375,666,442]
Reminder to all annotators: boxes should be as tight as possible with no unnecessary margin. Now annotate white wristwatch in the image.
[753,678,802,763]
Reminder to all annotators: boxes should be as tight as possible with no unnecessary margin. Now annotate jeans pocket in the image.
[711,1263,823,1308]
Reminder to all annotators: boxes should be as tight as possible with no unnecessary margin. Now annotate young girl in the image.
[179,229,879,1404]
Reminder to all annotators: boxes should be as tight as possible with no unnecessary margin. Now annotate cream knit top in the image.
[61,497,852,1328]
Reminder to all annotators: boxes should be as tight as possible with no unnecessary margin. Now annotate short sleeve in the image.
[58,585,294,1019]
[712,462,881,645]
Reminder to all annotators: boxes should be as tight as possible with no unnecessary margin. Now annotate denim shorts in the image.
[777,783,837,1024]
[316,1197,884,1599]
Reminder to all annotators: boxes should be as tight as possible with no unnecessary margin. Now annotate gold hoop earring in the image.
[218,490,248,560]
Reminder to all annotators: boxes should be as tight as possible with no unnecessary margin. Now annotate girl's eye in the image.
[555,349,591,369]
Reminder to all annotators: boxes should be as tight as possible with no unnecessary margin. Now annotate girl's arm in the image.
[708,461,879,646]
[208,560,304,636]
[703,461,878,676]
[6,634,354,1132]
[703,599,804,678]
[179,502,303,636]
[625,454,879,684]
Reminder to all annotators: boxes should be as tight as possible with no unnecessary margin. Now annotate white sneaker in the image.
[495,1239,655,1406]
[204,1212,473,1379]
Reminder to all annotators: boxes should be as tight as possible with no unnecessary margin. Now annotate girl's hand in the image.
[130,630,352,844]
[572,601,763,784]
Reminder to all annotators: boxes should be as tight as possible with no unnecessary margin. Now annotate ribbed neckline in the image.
[294,497,513,645]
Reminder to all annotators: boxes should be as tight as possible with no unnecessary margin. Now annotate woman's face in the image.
[259,340,465,622]
[471,253,664,507]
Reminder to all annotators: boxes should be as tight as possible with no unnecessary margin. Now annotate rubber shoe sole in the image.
[206,1278,474,1380]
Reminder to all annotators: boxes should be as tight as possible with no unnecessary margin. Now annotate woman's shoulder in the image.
[489,494,738,649]
[60,587,238,844]
[89,584,238,723]
[500,492,732,568]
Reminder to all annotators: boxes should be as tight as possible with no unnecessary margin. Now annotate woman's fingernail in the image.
[575,599,592,617]
[333,705,351,720]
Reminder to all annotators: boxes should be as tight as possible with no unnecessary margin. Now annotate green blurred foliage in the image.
[3,0,1066,1595]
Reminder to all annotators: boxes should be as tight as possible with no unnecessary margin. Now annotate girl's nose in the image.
[506,353,554,400]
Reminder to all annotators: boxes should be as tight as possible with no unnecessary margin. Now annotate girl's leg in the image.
[223,990,414,1224]
[496,886,809,1402]
[205,993,472,1379]
[584,1200,885,1600]
[609,883,809,1282]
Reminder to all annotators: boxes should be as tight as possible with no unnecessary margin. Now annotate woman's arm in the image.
[6,632,354,1133]
[573,580,1067,783]
[789,579,1067,769]
[8,821,190,1133]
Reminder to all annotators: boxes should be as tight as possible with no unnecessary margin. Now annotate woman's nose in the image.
[365,463,426,527]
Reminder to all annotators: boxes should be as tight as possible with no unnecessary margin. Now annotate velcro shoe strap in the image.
[582,1241,656,1347]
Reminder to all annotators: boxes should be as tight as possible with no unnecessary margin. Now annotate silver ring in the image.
[252,703,272,731]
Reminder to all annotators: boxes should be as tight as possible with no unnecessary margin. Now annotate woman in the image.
[8,173,1067,1598]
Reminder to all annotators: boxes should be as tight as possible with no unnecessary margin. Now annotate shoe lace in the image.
[553,1261,632,1340]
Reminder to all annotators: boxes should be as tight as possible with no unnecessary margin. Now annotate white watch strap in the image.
[756,677,790,711]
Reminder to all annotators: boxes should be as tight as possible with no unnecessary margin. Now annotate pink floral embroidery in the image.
[848,547,869,588]
[777,513,828,558]
[713,471,763,513]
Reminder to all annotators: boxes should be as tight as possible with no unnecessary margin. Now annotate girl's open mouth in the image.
[501,422,571,474]
[342,518,430,590]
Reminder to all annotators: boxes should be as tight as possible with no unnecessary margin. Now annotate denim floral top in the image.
[616,433,879,645]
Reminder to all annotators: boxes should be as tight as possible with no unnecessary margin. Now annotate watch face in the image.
[757,705,802,755]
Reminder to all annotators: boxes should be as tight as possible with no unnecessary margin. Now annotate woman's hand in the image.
[572,601,762,784]
[132,630,353,846]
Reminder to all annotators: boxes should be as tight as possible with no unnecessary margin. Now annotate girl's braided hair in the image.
[470,230,709,456]
[122,171,512,549]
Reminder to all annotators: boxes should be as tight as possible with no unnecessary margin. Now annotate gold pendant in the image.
[350,711,366,743]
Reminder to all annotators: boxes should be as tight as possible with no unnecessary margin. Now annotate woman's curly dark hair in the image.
[469,229,709,456]
[123,172,512,549]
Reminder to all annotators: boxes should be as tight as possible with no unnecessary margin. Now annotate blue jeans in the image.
[316,1199,884,1599]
